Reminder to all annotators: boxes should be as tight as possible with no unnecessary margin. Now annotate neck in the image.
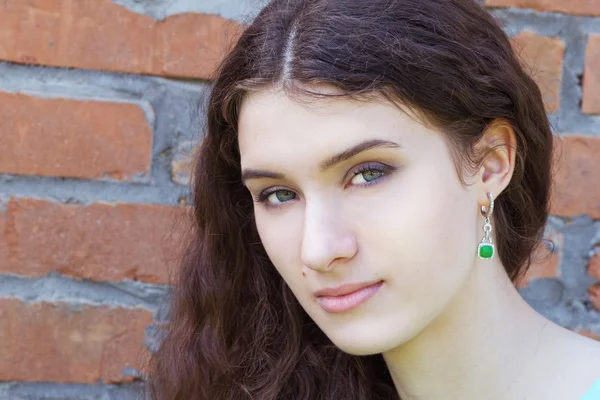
[382,258,561,400]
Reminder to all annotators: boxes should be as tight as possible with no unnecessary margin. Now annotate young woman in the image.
[145,0,600,398]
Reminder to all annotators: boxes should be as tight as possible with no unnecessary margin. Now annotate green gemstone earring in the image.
[478,192,495,260]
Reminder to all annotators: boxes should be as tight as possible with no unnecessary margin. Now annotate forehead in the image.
[237,88,432,163]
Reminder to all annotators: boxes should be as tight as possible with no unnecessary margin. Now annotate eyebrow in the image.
[241,138,401,184]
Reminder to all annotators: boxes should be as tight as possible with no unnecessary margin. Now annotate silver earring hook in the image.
[480,192,494,218]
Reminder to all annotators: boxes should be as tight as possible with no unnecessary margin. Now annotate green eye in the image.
[362,170,384,182]
[350,167,386,185]
[273,190,296,203]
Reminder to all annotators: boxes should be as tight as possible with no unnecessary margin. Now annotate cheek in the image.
[362,161,476,290]
[254,208,304,284]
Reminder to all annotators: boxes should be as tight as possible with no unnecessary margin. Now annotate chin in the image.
[333,335,404,356]
[315,311,430,356]
[322,324,413,356]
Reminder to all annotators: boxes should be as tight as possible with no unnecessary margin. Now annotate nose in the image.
[300,197,358,272]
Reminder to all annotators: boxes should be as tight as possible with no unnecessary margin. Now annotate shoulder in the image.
[525,325,600,400]
[580,376,600,400]
[554,329,600,399]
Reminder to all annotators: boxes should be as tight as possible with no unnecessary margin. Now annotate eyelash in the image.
[254,162,396,207]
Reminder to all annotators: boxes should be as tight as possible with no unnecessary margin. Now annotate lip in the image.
[315,280,384,313]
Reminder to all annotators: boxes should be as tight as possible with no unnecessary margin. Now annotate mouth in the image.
[315,280,384,313]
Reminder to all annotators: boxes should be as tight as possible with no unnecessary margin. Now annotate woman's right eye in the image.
[257,189,297,207]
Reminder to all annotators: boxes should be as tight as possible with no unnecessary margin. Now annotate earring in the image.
[478,192,495,260]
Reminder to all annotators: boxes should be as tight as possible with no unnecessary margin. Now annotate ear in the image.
[475,118,517,205]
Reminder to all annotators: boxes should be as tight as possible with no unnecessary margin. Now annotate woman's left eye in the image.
[350,168,385,185]
[349,163,392,186]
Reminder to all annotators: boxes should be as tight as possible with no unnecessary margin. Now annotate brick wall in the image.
[0,0,598,398]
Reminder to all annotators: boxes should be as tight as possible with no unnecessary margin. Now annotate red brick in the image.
[0,91,152,181]
[0,298,152,383]
[0,0,243,79]
[158,13,243,79]
[575,329,600,342]
[516,230,562,288]
[589,283,600,311]
[0,198,184,284]
[582,35,600,115]
[589,251,600,281]
[510,31,564,113]
[551,135,600,219]
[486,0,600,17]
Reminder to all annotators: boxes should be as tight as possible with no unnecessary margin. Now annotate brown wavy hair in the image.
[144,0,554,398]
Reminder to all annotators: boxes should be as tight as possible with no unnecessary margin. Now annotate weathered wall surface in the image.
[0,0,598,398]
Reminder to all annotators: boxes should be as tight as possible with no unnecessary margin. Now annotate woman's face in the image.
[238,87,481,355]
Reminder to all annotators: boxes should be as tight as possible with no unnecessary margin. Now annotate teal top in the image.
[581,377,600,400]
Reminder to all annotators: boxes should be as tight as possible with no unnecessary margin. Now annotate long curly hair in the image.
[144,0,554,398]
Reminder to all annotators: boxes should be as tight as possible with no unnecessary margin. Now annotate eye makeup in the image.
[253,161,397,208]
